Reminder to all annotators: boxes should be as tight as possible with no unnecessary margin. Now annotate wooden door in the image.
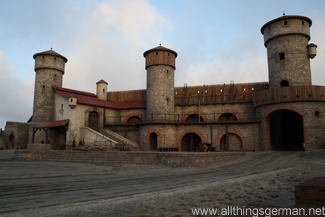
[89,111,99,131]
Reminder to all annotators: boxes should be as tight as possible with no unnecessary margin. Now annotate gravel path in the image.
[1,150,324,217]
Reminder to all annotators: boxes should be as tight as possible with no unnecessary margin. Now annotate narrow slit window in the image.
[70,99,73,103]
[268,26,271,30]
[315,111,320,116]
[279,53,285,60]
[156,52,158,55]
[302,21,305,25]
[103,89,105,93]
[284,21,287,25]
[43,85,45,88]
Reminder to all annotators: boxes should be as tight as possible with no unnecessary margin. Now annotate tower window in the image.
[168,53,170,56]
[268,26,271,30]
[302,21,305,25]
[70,99,73,102]
[284,21,288,25]
[156,52,158,55]
[43,85,45,88]
[166,70,168,73]
[54,74,57,77]
[315,111,320,116]
[103,89,105,93]
[54,57,56,60]
[280,80,289,87]
[279,53,285,60]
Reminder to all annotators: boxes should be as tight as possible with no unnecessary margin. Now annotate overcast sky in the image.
[0,0,324,129]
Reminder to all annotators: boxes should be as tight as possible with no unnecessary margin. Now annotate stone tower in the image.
[261,15,317,89]
[143,45,177,121]
[29,49,68,144]
[96,79,108,100]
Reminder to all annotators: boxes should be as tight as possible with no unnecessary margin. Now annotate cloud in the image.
[62,0,170,93]
[0,51,34,129]
[176,54,268,87]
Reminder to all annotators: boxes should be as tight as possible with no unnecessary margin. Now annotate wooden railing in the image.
[253,85,325,108]
[175,94,252,105]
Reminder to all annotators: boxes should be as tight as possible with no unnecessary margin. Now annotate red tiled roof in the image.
[53,86,96,97]
[48,119,69,128]
[53,86,146,109]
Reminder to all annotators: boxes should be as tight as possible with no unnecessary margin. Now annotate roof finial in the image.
[51,46,53,50]
[283,11,285,16]
[159,41,161,46]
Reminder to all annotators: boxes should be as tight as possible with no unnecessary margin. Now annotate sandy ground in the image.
[1,150,325,217]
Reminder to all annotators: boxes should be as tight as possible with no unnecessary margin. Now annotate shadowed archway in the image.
[181,133,202,152]
[269,110,304,150]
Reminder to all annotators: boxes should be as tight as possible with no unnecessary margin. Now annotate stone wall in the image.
[158,152,246,167]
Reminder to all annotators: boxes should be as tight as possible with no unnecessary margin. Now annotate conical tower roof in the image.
[143,45,177,57]
[33,49,68,63]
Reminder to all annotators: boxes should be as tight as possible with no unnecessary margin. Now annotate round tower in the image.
[96,79,108,100]
[29,49,67,144]
[143,45,177,121]
[261,15,317,89]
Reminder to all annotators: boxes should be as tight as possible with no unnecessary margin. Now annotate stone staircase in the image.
[102,129,140,151]
[19,150,159,165]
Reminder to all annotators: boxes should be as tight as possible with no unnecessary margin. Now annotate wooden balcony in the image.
[252,85,325,108]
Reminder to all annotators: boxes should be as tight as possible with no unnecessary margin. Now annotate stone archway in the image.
[181,133,202,152]
[220,133,242,151]
[268,110,304,150]
[149,132,158,150]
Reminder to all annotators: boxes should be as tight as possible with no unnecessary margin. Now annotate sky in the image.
[0,0,324,129]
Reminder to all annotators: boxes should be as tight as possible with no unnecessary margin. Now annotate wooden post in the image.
[226,125,229,151]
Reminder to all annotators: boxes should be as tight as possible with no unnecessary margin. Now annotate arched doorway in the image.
[218,113,238,121]
[126,116,142,125]
[88,111,99,131]
[181,133,202,152]
[220,133,242,151]
[185,114,204,122]
[149,133,157,150]
[8,134,15,149]
[269,110,304,150]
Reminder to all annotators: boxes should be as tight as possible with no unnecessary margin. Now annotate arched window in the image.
[126,116,142,124]
[218,113,238,121]
[185,114,204,123]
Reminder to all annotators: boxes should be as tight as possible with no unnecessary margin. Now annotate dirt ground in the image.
[1,150,325,217]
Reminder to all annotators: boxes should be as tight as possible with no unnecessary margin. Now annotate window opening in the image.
[302,21,305,25]
[279,53,285,60]
[284,21,287,25]
[280,80,289,87]
[268,26,271,30]
[156,52,158,55]
[315,111,320,116]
